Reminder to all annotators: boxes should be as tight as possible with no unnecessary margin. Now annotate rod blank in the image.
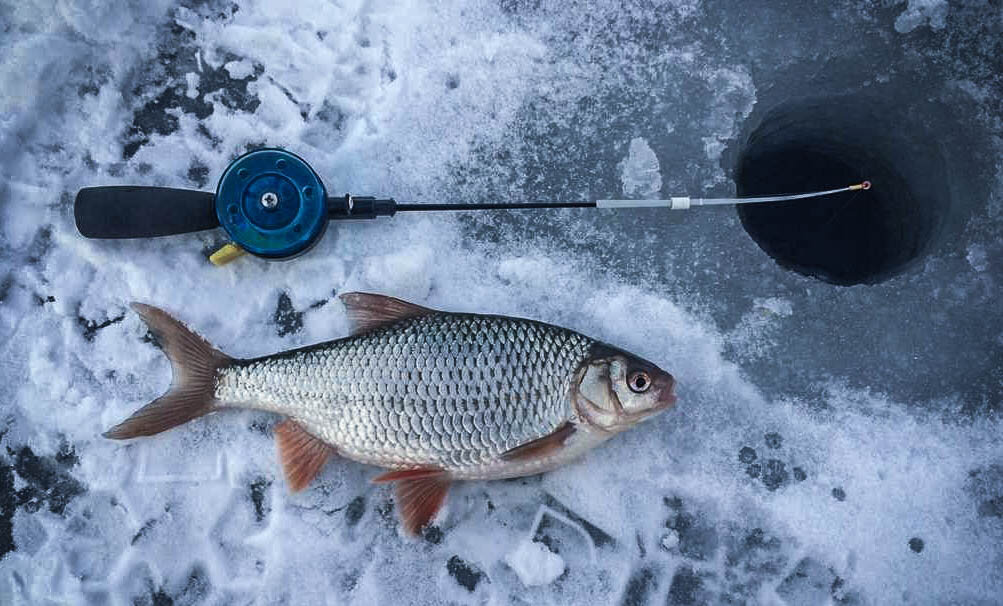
[395,201,596,211]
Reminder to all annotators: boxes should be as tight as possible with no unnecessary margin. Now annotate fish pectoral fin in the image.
[499,421,577,462]
[339,292,436,336]
[372,467,451,536]
[275,419,337,492]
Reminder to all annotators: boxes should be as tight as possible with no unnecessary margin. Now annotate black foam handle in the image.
[74,186,219,239]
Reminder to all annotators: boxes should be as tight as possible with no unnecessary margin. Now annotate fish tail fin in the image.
[104,303,233,440]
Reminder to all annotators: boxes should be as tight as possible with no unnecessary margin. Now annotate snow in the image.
[967,243,988,273]
[660,530,680,551]
[505,539,565,586]
[184,72,200,100]
[894,0,950,33]
[620,137,663,198]
[2,0,1002,604]
[224,59,255,80]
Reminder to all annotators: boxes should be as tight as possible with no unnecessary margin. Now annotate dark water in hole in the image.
[735,107,932,286]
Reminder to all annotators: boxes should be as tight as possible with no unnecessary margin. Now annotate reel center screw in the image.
[261,192,279,209]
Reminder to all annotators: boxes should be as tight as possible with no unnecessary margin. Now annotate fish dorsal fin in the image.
[500,421,577,461]
[275,419,337,492]
[339,292,436,336]
[372,467,451,535]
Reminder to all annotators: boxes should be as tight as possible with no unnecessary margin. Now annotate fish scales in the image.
[214,312,594,474]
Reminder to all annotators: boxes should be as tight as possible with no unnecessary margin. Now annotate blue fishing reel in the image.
[215,149,328,260]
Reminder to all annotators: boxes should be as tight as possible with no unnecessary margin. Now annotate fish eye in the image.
[628,370,651,393]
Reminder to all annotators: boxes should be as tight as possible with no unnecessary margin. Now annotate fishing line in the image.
[815,186,865,232]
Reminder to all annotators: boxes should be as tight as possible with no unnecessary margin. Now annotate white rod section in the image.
[596,197,690,209]
[596,182,869,210]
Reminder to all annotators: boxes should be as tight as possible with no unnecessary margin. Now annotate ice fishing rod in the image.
[74,148,870,266]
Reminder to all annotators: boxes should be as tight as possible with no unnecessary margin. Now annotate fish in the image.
[105,292,677,535]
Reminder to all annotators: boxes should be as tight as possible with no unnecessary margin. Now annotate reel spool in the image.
[214,149,328,261]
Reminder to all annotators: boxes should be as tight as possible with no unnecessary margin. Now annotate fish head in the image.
[573,343,677,432]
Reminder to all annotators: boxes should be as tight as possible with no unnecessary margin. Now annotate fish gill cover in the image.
[1,0,1001,604]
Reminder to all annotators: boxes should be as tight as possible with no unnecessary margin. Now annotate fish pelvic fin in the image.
[373,467,451,536]
[275,419,337,492]
[103,303,232,440]
[339,292,435,336]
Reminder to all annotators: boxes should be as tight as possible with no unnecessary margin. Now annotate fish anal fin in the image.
[372,467,451,535]
[500,421,576,462]
[275,419,337,492]
[339,292,435,336]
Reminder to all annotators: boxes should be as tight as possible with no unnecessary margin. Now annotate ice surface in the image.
[2,0,1002,604]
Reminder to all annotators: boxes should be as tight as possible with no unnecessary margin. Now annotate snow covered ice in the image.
[2,0,1002,604]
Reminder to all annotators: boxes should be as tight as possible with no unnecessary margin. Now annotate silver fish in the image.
[106,293,677,534]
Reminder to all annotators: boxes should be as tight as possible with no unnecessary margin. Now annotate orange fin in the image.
[104,303,232,439]
[339,292,435,336]
[275,419,337,492]
[500,421,576,461]
[372,467,451,535]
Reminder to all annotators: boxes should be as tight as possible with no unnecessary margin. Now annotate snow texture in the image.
[1,0,1002,604]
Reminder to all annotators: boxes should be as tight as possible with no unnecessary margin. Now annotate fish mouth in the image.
[656,375,678,409]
